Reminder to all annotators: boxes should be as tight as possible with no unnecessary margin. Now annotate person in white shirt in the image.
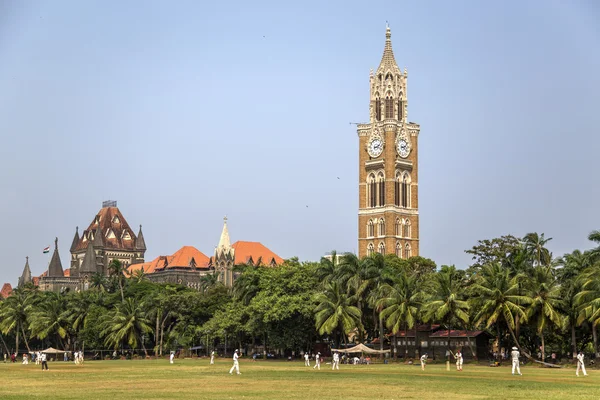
[454,350,463,371]
[169,351,175,364]
[229,349,241,375]
[511,347,522,375]
[420,353,428,370]
[304,352,310,367]
[313,352,321,370]
[576,351,588,377]
[22,354,28,365]
[210,351,215,365]
[332,352,340,370]
[40,353,48,371]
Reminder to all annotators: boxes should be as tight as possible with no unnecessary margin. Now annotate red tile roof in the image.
[166,246,210,269]
[429,330,485,338]
[74,206,137,252]
[232,241,284,266]
[0,283,13,298]
[129,256,171,275]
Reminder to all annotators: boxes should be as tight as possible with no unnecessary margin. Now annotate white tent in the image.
[330,343,390,354]
[41,347,66,354]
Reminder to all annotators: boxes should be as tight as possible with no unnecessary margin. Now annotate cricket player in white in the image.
[420,353,427,370]
[332,352,340,370]
[229,349,241,375]
[170,352,174,364]
[313,352,321,370]
[454,350,463,371]
[210,351,215,365]
[511,347,522,375]
[576,351,588,377]
[304,352,310,367]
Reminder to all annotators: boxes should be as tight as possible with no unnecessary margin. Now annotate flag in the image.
[43,246,50,254]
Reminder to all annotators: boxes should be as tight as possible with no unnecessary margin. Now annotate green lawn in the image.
[0,358,597,399]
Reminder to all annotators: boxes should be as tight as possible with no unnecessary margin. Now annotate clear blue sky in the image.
[1,0,599,285]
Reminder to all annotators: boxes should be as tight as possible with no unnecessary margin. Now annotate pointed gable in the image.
[215,217,235,260]
[47,237,64,277]
[376,25,401,76]
[168,246,210,269]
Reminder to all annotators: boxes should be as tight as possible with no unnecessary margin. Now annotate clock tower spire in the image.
[357,25,420,259]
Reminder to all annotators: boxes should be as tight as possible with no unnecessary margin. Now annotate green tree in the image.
[28,291,70,350]
[523,232,552,267]
[314,282,361,348]
[108,259,127,303]
[100,297,152,356]
[0,287,36,353]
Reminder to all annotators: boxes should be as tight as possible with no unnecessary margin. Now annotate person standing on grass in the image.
[420,353,428,370]
[304,352,310,367]
[454,350,463,371]
[576,351,588,377]
[210,351,215,365]
[313,352,321,370]
[511,347,522,376]
[170,351,175,364]
[40,353,48,371]
[229,349,241,375]
[332,352,340,370]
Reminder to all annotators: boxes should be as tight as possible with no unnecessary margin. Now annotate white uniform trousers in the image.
[576,361,587,376]
[229,360,240,374]
[511,359,521,375]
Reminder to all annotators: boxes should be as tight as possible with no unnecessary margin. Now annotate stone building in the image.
[22,201,146,293]
[129,217,284,289]
[357,26,421,258]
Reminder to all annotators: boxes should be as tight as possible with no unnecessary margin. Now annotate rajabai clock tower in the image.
[357,26,420,259]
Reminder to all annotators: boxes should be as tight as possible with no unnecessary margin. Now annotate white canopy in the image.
[331,343,390,354]
[41,347,66,354]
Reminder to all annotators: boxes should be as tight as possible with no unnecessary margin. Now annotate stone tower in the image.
[357,25,420,259]
[213,217,235,287]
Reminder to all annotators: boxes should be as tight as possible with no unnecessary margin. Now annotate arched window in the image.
[405,243,412,259]
[398,94,404,120]
[394,172,401,206]
[404,219,411,238]
[402,172,411,208]
[367,243,375,256]
[395,218,401,236]
[377,172,385,206]
[378,242,385,255]
[385,95,394,119]
[396,242,401,257]
[378,218,385,237]
[368,174,376,207]
[367,219,375,238]
[375,97,382,121]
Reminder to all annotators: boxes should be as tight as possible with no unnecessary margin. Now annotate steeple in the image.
[18,256,32,287]
[92,226,104,248]
[377,24,400,75]
[47,237,64,277]
[80,237,98,275]
[215,216,234,259]
[70,226,80,253]
[135,225,147,251]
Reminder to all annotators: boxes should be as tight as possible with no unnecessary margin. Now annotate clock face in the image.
[368,137,383,158]
[397,137,410,158]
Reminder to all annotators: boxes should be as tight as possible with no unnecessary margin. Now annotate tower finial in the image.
[55,237,58,249]
[224,215,227,223]
[26,256,29,261]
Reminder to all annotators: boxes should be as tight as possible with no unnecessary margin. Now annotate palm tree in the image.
[314,282,361,348]
[422,266,470,362]
[108,259,126,303]
[526,266,563,361]
[232,264,260,305]
[91,272,109,292]
[470,263,532,353]
[317,250,342,283]
[377,270,422,359]
[523,232,552,267]
[575,263,600,358]
[588,230,600,263]
[100,297,152,357]
[28,291,70,350]
[199,271,220,293]
[0,288,36,353]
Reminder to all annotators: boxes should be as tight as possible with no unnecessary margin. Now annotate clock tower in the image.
[357,26,420,259]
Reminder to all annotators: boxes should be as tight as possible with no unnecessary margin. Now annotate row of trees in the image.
[1,231,599,362]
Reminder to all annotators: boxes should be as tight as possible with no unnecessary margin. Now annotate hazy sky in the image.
[1,1,599,285]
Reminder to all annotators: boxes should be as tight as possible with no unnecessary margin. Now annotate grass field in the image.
[0,358,598,400]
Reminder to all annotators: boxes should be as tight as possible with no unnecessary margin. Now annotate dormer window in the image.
[121,230,132,240]
[112,215,120,224]
[106,229,116,239]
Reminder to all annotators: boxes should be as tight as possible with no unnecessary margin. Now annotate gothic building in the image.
[357,26,420,259]
[19,201,146,292]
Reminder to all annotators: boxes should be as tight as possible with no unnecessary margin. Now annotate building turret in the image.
[214,216,235,286]
[18,256,32,287]
[47,237,64,277]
